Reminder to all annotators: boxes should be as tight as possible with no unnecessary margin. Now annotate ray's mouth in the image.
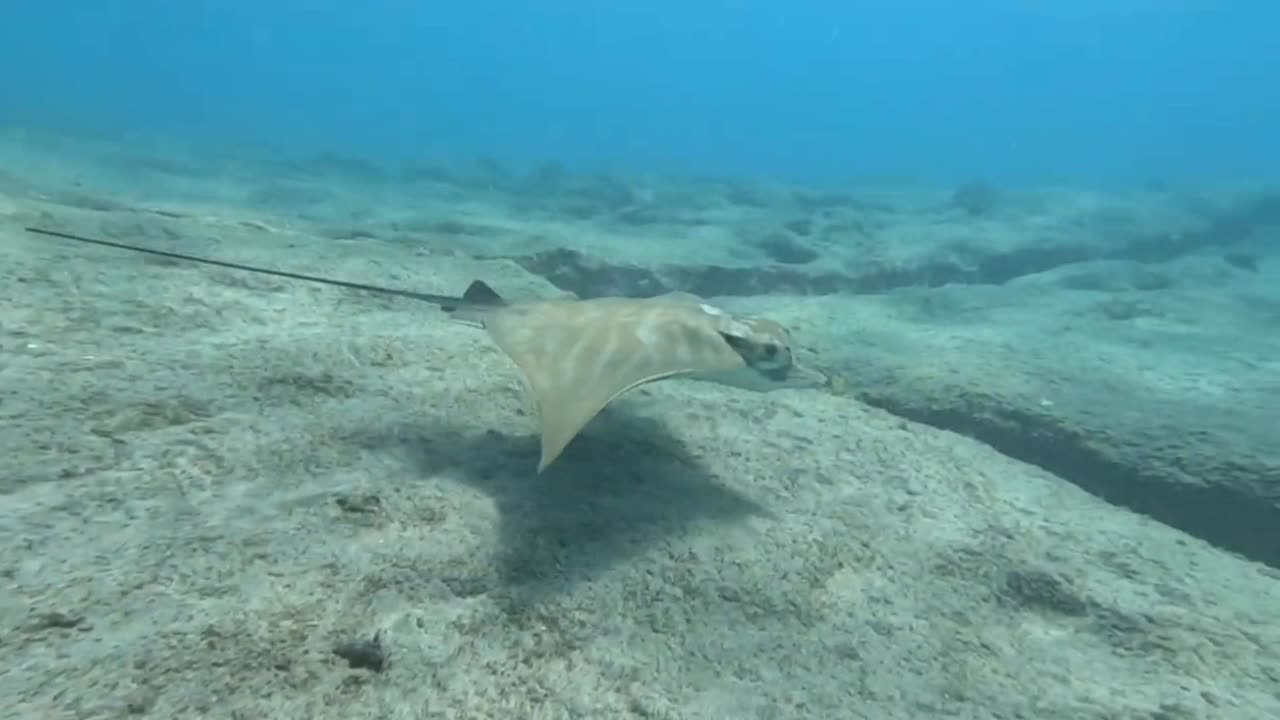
[799,363,835,388]
[759,365,791,382]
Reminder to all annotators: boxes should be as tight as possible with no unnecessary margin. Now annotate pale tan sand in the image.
[3,194,1279,720]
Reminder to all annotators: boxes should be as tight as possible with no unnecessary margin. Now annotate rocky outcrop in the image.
[735,259,1280,569]
[481,189,1280,300]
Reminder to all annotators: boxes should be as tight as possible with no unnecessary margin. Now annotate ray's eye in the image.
[762,343,779,359]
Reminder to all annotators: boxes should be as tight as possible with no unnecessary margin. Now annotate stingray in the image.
[25,226,830,471]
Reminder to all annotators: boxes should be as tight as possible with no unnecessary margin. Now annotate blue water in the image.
[2,2,1277,186]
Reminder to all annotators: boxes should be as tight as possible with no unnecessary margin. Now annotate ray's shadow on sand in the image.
[386,408,770,598]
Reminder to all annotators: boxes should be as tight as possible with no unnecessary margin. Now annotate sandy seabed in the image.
[1,130,1278,719]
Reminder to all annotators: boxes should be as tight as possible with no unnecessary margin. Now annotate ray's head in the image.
[719,316,794,380]
[697,303,826,388]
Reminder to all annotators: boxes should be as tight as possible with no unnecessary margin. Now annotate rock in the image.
[730,264,1280,569]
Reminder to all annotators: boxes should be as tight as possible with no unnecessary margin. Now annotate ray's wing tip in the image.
[536,442,565,473]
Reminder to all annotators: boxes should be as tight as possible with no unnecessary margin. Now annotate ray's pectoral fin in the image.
[529,356,696,474]
[484,302,749,472]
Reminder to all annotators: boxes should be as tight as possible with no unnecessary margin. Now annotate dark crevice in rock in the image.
[861,398,1280,571]
[499,198,1278,299]
[503,247,1084,300]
